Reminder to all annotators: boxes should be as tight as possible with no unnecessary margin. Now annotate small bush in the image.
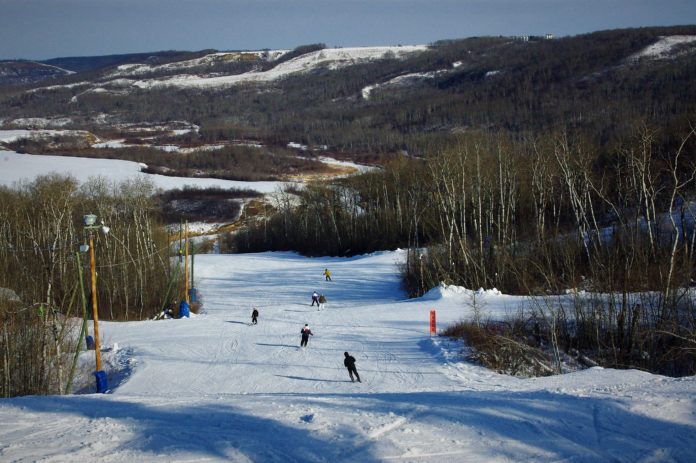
[443,321,556,377]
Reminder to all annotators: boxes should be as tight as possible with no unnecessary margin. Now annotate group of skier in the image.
[298,323,360,382]
[311,291,327,308]
[312,269,331,307]
[246,267,361,383]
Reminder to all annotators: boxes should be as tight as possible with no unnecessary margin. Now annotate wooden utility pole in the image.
[185,221,190,304]
[190,242,195,292]
[88,233,102,371]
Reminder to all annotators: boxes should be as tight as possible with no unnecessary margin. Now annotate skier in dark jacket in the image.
[344,352,361,382]
[300,324,313,347]
[251,308,259,325]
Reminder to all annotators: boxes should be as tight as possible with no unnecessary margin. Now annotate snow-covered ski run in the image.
[1,250,695,462]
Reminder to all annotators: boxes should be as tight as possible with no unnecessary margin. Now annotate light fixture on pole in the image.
[82,213,108,393]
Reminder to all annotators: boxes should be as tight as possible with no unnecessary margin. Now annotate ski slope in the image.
[1,250,695,462]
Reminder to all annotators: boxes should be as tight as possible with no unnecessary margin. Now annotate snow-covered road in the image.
[1,250,695,462]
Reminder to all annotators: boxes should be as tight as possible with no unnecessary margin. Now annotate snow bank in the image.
[421,282,502,300]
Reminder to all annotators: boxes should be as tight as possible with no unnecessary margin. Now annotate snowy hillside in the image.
[0,60,74,85]
[131,45,428,89]
[107,50,289,78]
[630,35,696,61]
[22,45,429,94]
[1,251,694,462]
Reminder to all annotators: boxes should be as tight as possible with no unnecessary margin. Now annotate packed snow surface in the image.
[1,250,695,462]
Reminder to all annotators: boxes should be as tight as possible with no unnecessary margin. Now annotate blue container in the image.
[189,288,198,303]
[94,370,108,393]
[85,335,95,350]
[179,300,190,318]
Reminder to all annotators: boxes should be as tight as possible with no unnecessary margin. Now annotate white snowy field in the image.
[0,148,290,193]
[1,250,695,462]
[0,130,373,194]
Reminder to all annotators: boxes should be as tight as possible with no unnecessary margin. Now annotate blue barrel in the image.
[94,370,108,393]
[179,300,190,318]
[189,288,197,303]
[85,335,95,350]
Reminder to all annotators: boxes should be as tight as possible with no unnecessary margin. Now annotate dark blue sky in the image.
[1,0,695,60]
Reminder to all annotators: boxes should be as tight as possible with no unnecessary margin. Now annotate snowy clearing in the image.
[0,128,376,194]
[317,156,378,174]
[1,250,694,462]
[631,35,696,60]
[362,70,447,100]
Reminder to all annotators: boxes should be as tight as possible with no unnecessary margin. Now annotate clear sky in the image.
[1,0,695,60]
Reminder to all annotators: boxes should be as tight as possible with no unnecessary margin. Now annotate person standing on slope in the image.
[324,268,332,281]
[300,324,313,347]
[311,291,320,306]
[344,352,361,382]
[251,308,259,325]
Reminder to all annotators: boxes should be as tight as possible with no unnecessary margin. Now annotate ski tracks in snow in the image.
[5,252,695,462]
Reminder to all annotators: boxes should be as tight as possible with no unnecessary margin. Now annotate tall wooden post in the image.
[89,233,102,371]
[185,221,190,304]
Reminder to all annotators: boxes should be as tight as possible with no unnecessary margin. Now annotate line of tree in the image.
[0,175,177,397]
[4,138,331,182]
[228,124,696,375]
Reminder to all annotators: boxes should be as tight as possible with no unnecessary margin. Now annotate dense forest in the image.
[2,26,696,163]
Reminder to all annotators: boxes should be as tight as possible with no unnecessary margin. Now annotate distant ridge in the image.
[40,49,217,73]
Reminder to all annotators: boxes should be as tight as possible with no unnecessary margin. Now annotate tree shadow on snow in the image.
[5,395,371,461]
[277,389,696,462]
[10,389,693,461]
